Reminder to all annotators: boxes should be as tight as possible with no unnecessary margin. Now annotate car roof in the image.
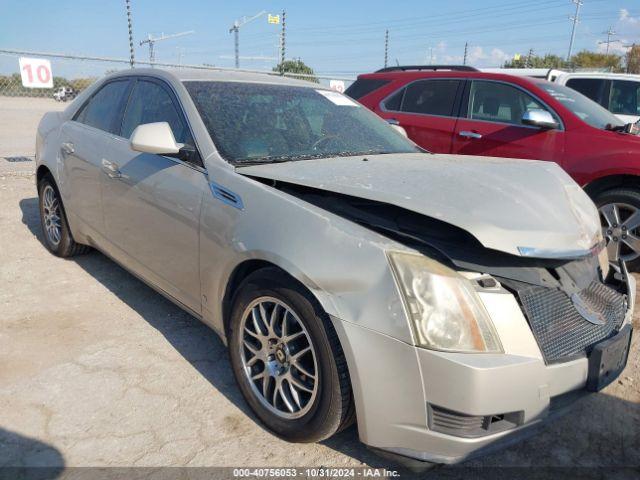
[555,71,640,81]
[358,69,545,87]
[105,67,322,89]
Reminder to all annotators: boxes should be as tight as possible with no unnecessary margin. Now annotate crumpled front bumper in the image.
[330,274,635,465]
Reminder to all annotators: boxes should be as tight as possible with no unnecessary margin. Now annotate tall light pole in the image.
[140,31,194,64]
[384,30,389,68]
[567,0,583,62]
[125,0,134,68]
[280,10,286,72]
[229,10,267,69]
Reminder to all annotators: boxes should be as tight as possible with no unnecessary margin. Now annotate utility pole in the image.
[598,26,617,55]
[384,30,389,68]
[525,48,534,68]
[567,0,583,62]
[140,31,194,64]
[125,0,134,68]
[176,47,185,66]
[622,43,637,73]
[230,10,267,69]
[463,42,468,65]
[280,10,286,73]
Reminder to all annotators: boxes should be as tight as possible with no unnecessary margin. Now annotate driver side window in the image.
[121,79,193,145]
[468,81,555,126]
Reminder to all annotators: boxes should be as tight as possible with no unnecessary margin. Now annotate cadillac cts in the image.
[35,69,634,465]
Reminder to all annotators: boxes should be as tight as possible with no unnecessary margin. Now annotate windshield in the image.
[539,82,624,130]
[184,81,419,164]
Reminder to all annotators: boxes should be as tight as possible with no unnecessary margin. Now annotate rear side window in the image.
[383,89,405,111]
[610,80,640,116]
[74,80,130,134]
[344,78,390,100]
[400,80,461,116]
[566,78,607,106]
[121,80,192,144]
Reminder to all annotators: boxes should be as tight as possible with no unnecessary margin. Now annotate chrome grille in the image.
[517,281,626,364]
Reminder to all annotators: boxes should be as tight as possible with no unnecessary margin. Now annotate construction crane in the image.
[140,31,194,64]
[229,10,267,69]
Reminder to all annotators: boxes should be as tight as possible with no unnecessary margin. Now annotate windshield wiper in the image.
[604,123,626,132]
[605,122,640,135]
[234,158,293,166]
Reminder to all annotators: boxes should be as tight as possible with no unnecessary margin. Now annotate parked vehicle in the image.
[347,65,640,269]
[482,69,640,124]
[482,67,564,82]
[53,86,77,102]
[554,72,640,125]
[36,68,634,466]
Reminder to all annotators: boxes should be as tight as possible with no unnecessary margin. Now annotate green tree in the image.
[272,58,318,83]
[626,45,640,74]
[503,53,566,69]
[569,50,622,71]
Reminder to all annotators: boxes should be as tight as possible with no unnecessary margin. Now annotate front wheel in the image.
[228,268,355,443]
[594,188,640,272]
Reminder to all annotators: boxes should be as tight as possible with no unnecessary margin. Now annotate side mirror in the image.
[130,122,183,155]
[391,124,408,137]
[386,118,408,137]
[521,110,559,130]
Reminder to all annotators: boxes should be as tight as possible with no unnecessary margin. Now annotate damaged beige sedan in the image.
[35,68,634,465]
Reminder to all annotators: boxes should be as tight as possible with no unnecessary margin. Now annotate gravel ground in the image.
[0,97,639,479]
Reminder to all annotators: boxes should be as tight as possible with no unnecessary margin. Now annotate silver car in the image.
[36,68,635,465]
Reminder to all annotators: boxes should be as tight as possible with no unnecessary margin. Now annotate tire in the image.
[38,174,90,257]
[228,268,355,443]
[593,188,640,272]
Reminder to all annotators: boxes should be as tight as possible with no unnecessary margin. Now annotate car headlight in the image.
[388,251,503,353]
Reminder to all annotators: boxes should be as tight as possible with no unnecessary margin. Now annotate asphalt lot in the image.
[1,96,639,478]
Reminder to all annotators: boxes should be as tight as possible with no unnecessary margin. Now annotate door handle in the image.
[101,159,122,179]
[61,142,75,155]
[459,131,483,139]
[386,118,401,126]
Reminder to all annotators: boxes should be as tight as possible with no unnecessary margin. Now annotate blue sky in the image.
[1,0,639,78]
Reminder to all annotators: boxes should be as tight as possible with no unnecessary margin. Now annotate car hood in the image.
[236,153,601,258]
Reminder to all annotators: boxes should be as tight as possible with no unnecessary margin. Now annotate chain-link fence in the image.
[0,49,355,101]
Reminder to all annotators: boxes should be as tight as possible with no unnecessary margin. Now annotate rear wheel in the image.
[594,188,640,272]
[228,268,355,443]
[38,175,90,257]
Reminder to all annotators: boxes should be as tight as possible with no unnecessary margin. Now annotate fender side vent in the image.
[209,182,244,210]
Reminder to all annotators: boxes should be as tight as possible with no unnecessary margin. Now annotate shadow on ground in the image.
[0,427,64,479]
[18,197,640,478]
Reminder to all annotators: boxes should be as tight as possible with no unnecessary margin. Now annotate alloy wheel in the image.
[239,297,318,419]
[42,184,62,246]
[599,202,640,267]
